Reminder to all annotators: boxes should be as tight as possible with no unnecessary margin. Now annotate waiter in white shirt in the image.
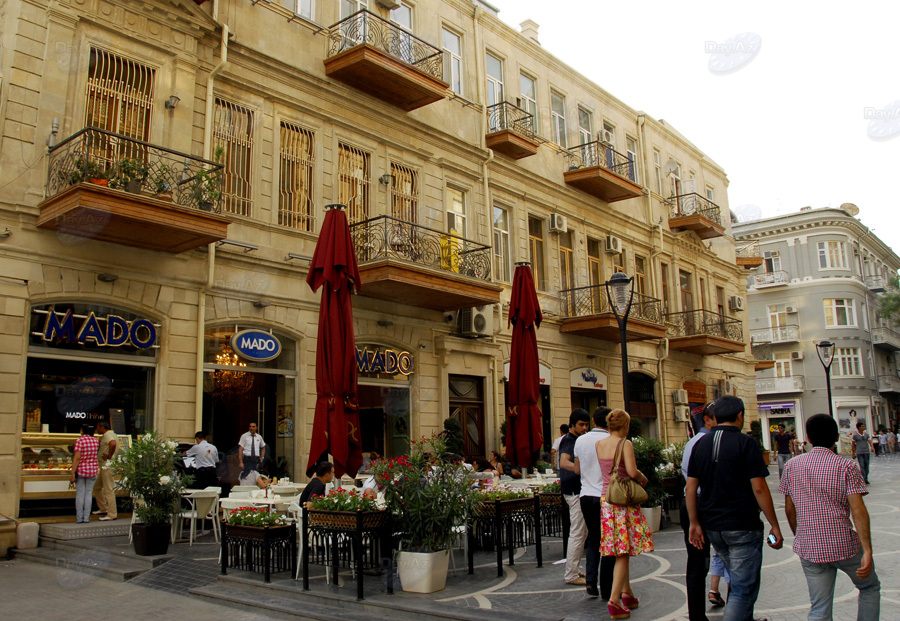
[185,430,219,489]
[238,422,266,485]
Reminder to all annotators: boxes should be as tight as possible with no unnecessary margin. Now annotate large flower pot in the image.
[397,549,450,593]
[641,505,662,533]
[132,523,171,556]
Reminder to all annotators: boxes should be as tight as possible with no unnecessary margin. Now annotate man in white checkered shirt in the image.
[780,413,880,620]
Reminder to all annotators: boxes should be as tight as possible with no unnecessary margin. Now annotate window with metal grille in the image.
[338,142,369,223]
[213,99,254,217]
[278,122,315,231]
[390,162,417,222]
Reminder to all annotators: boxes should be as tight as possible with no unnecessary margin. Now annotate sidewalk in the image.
[4,457,898,620]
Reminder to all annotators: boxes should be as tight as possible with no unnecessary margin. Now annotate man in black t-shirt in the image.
[773,424,795,479]
[686,396,784,621]
[300,461,334,506]
[558,408,591,585]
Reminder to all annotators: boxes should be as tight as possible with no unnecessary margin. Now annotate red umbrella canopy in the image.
[305,205,363,478]
[506,263,543,468]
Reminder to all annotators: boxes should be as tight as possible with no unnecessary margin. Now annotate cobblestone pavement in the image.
[3,457,898,620]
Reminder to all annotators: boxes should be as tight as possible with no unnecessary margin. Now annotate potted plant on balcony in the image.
[65,158,109,187]
[116,157,149,193]
[152,164,174,202]
[190,146,224,211]
[372,434,477,593]
[107,431,192,556]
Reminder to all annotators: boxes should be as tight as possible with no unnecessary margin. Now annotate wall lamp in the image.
[164,95,180,110]
[97,273,118,283]
[376,320,393,327]
[0,228,11,239]
[216,239,258,253]
[378,173,393,185]
[252,300,271,308]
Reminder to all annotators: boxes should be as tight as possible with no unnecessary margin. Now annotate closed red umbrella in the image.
[506,262,543,468]
[305,204,363,478]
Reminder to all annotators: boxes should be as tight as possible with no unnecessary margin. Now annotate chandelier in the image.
[205,345,254,394]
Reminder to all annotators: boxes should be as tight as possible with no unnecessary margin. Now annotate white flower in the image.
[159,475,171,485]
[166,440,177,449]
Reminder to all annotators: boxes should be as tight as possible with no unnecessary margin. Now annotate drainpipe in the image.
[657,338,670,443]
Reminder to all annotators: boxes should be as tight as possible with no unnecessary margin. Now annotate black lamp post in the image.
[605,272,635,413]
[816,340,836,421]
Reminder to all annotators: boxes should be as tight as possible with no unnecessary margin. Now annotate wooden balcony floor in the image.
[36,183,230,253]
[563,166,642,203]
[755,360,776,371]
[668,334,746,355]
[357,258,501,311]
[668,214,725,239]
[485,129,540,159]
[560,314,667,342]
[736,257,764,269]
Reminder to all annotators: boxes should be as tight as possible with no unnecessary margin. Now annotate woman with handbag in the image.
[595,409,654,619]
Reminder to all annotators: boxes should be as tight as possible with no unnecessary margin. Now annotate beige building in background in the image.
[0,0,758,533]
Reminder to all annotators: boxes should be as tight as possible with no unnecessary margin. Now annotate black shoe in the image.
[865,480,871,484]
[586,584,599,598]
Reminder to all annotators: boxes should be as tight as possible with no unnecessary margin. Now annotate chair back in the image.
[203,486,222,494]
[271,485,299,496]
[228,491,251,499]
[231,485,257,492]
[187,490,219,517]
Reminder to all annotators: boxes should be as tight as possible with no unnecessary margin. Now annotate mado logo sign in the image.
[231,329,282,362]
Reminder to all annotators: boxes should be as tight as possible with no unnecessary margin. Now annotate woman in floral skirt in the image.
[595,409,654,619]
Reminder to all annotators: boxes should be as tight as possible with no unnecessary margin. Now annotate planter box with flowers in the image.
[469,486,542,577]
[536,480,567,541]
[302,488,392,600]
[221,506,295,583]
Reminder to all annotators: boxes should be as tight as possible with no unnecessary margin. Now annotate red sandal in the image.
[608,600,631,619]
[622,592,639,609]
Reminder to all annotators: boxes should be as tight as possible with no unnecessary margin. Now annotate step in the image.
[190,583,379,621]
[13,546,158,582]
[36,536,173,569]
[41,520,131,540]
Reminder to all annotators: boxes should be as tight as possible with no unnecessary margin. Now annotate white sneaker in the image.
[98,516,115,521]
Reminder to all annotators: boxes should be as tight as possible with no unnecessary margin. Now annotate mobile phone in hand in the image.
[767,534,777,545]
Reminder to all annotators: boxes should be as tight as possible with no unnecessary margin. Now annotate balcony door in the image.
[679,270,694,312]
[764,250,781,273]
[588,238,603,314]
[774,352,792,378]
[559,231,575,315]
[486,53,504,109]
[449,375,485,460]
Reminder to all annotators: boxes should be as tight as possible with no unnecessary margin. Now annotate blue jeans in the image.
[75,475,96,523]
[856,453,870,481]
[777,453,790,478]
[800,549,880,620]
[707,530,763,621]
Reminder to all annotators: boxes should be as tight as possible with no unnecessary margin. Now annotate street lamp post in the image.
[606,272,635,413]
[816,340,836,421]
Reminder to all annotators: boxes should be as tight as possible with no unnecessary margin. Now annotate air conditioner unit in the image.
[785,305,798,313]
[549,213,568,234]
[674,405,691,422]
[599,129,614,145]
[374,0,402,9]
[605,235,622,253]
[458,305,493,337]
[791,350,804,361]
[673,389,689,405]
[718,379,735,396]
[729,295,745,311]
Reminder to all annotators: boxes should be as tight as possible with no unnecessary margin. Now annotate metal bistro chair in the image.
[175,490,220,546]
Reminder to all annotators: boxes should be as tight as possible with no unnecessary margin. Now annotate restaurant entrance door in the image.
[358,383,410,459]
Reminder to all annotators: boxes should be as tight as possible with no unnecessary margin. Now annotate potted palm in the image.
[372,434,477,593]
[107,431,191,555]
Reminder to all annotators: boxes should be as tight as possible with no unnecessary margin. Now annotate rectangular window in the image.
[519,74,537,132]
[85,48,155,142]
[660,262,670,314]
[588,238,603,313]
[486,52,504,107]
[559,231,575,290]
[767,303,788,328]
[213,98,254,216]
[679,270,693,312]
[341,0,366,18]
[774,352,793,378]
[833,347,863,377]
[824,298,856,327]
[278,121,314,231]
[818,241,848,269]
[635,256,646,295]
[528,216,545,290]
[716,286,726,315]
[625,136,639,183]
[442,28,462,95]
[550,91,567,148]
[706,185,715,202]
[390,2,411,29]
[493,206,511,282]
[447,187,466,238]
[612,250,624,275]
[390,162,417,222]
[653,149,662,195]
[578,106,593,145]
[764,250,781,273]
[699,277,708,310]
[285,0,313,19]
[337,142,369,223]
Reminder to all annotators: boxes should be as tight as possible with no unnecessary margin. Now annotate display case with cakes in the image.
[21,433,131,499]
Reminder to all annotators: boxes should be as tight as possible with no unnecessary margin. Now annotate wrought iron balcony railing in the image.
[866,274,887,292]
[872,326,900,348]
[877,374,900,393]
[665,193,723,225]
[326,10,443,81]
[751,342,774,361]
[757,375,804,394]
[486,102,536,138]
[736,242,761,259]
[667,309,744,342]
[46,127,224,212]
[564,140,637,182]
[558,286,663,324]
[748,270,791,287]
[750,325,800,344]
[349,215,492,281]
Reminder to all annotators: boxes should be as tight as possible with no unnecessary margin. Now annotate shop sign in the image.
[503,362,552,385]
[757,401,795,410]
[570,367,608,390]
[682,380,708,404]
[356,346,413,376]
[40,308,158,349]
[231,329,281,362]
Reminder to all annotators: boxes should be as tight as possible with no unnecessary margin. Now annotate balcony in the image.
[563,141,642,203]
[748,270,791,288]
[752,343,775,371]
[877,374,900,394]
[872,326,900,351]
[749,325,800,344]
[665,193,725,239]
[349,216,501,311]
[324,10,448,112]
[667,309,746,355]
[866,274,887,293]
[735,242,763,269]
[485,102,540,160]
[558,287,666,342]
[36,127,230,254]
[757,375,805,395]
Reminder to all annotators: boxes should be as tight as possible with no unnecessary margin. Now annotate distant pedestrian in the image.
[238,422,266,486]
[686,396,784,621]
[780,413,880,620]
[773,424,796,479]
[887,430,896,455]
[551,423,569,470]
[851,424,874,484]
[92,420,118,521]
[70,424,98,523]
[558,408,590,586]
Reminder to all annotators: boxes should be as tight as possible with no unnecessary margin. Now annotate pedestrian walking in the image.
[70,424,99,523]
[686,396,784,621]
[91,420,118,520]
[780,413,880,620]
[551,423,569,470]
[851,424,874,484]
[559,408,591,585]
[773,424,795,479]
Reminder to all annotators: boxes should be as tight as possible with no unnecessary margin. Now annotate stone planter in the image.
[641,505,662,533]
[397,549,450,593]
[132,522,170,556]
[221,523,295,583]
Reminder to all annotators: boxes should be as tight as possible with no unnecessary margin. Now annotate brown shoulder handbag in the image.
[606,439,648,507]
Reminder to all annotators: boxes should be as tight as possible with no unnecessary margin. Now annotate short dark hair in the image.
[559,424,569,435]
[315,461,334,477]
[195,431,207,440]
[711,396,744,423]
[777,424,785,429]
[96,420,110,430]
[593,406,612,428]
[806,414,838,448]
[569,408,591,427]
[81,424,95,434]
